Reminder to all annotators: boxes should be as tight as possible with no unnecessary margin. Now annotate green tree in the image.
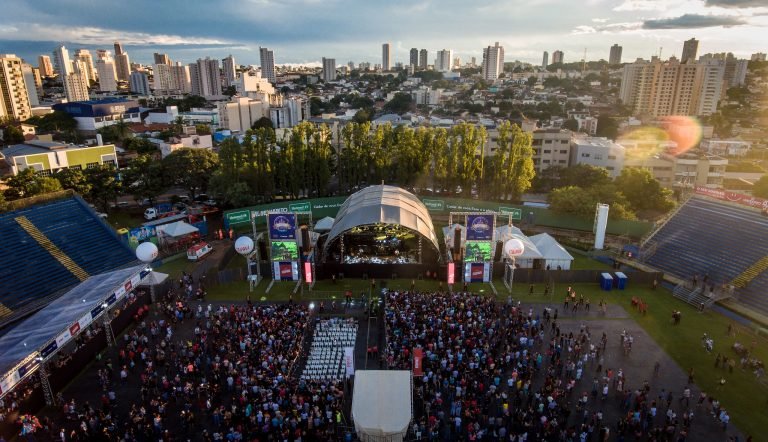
[111,118,130,142]
[251,117,274,131]
[162,148,219,198]
[36,176,62,194]
[24,111,77,133]
[122,155,167,206]
[526,76,537,87]
[195,124,212,135]
[383,92,413,114]
[596,115,618,140]
[560,164,612,188]
[84,164,121,212]
[4,168,43,199]
[223,85,237,97]
[486,121,535,201]
[123,137,158,154]
[56,168,91,195]
[0,190,6,212]
[1,124,24,144]
[549,185,636,220]
[353,108,373,123]
[614,168,674,213]
[752,175,768,199]
[562,118,579,131]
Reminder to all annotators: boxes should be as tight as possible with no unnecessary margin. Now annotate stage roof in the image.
[325,185,439,253]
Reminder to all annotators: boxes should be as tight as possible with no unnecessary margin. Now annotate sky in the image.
[0,0,766,67]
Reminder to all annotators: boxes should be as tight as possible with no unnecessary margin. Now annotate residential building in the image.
[172,62,191,94]
[410,48,418,67]
[609,44,622,65]
[1,140,118,175]
[322,57,336,82]
[482,42,504,81]
[233,70,276,97]
[52,45,72,76]
[156,133,213,158]
[129,71,150,95]
[259,47,276,83]
[95,57,118,92]
[435,49,453,73]
[700,139,751,157]
[619,58,724,117]
[681,38,698,63]
[382,43,392,71]
[20,63,41,107]
[411,87,442,106]
[189,57,221,98]
[38,55,54,77]
[0,54,33,121]
[218,96,268,133]
[62,73,90,102]
[153,63,175,94]
[270,96,309,128]
[569,135,625,177]
[113,41,131,82]
[671,151,727,188]
[542,51,548,69]
[52,98,141,132]
[552,50,564,64]
[153,53,171,65]
[751,53,766,62]
[419,49,428,70]
[700,53,748,87]
[222,54,237,86]
[74,49,96,83]
[531,129,571,172]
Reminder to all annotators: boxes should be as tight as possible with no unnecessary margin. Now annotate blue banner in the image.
[128,225,157,244]
[41,341,58,359]
[466,214,494,241]
[268,213,296,240]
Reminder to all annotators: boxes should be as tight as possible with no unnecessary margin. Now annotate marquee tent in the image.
[494,225,543,266]
[530,233,574,270]
[352,370,412,442]
[314,216,335,232]
[157,221,198,238]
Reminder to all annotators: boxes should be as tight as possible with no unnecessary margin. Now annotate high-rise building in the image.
[419,49,428,70]
[542,51,549,69]
[609,44,623,65]
[482,42,504,81]
[52,45,72,76]
[435,49,453,73]
[222,54,237,86]
[751,53,766,62]
[682,38,699,63]
[153,53,171,65]
[129,71,150,95]
[95,55,118,92]
[21,64,41,107]
[153,63,175,95]
[322,57,336,82]
[0,54,33,121]
[699,52,749,87]
[63,73,90,102]
[74,49,96,83]
[38,55,54,77]
[112,41,131,82]
[552,50,564,64]
[189,57,221,98]
[259,47,276,83]
[172,62,191,93]
[619,57,724,117]
[382,43,392,71]
[410,48,419,67]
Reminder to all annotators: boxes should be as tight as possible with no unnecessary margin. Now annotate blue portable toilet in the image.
[614,272,628,290]
[600,273,613,291]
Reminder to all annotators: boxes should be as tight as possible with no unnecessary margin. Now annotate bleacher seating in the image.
[0,196,136,315]
[645,197,768,315]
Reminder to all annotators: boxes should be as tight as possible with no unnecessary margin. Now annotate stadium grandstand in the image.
[642,195,768,317]
[0,191,138,327]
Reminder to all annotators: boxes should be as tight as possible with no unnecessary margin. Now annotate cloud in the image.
[614,0,671,11]
[572,21,643,33]
[642,13,747,28]
[573,25,598,34]
[704,0,768,8]
[592,17,610,22]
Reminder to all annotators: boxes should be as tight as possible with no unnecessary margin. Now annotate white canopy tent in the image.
[352,370,412,442]
[137,271,169,286]
[157,221,198,238]
[530,233,574,270]
[494,225,543,267]
[314,216,335,232]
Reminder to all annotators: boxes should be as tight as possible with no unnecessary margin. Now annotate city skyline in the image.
[0,0,766,67]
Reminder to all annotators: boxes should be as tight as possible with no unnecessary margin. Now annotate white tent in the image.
[137,271,169,286]
[157,221,198,238]
[352,370,412,442]
[530,233,574,270]
[314,216,335,232]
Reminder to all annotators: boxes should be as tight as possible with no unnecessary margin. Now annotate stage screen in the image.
[268,213,297,240]
[271,241,299,261]
[466,214,494,241]
[464,240,492,262]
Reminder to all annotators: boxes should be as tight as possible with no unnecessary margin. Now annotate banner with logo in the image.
[447,262,455,284]
[344,346,355,378]
[466,214,494,241]
[470,263,485,282]
[695,186,768,211]
[268,213,297,240]
[413,348,424,376]
[304,262,313,283]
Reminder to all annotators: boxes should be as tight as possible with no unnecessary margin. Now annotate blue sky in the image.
[1,0,766,66]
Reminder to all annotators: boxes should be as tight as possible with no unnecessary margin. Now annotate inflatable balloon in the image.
[136,241,159,263]
[235,236,255,255]
[504,238,525,258]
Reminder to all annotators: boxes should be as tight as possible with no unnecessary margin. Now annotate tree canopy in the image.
[753,175,768,199]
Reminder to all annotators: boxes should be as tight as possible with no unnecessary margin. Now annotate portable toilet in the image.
[600,273,613,291]
[614,272,628,290]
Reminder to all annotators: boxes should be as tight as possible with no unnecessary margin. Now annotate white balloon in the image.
[504,238,525,257]
[235,236,255,255]
[136,241,159,263]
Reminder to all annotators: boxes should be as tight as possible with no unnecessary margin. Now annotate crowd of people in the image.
[384,290,737,441]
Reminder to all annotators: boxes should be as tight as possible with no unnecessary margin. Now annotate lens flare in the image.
[660,116,703,156]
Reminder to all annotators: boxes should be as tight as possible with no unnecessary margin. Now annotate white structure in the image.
[531,129,571,172]
[38,55,54,77]
[113,41,131,82]
[700,139,751,157]
[222,54,237,87]
[552,50,564,64]
[593,204,609,250]
[570,135,625,177]
[609,44,622,65]
[411,87,442,106]
[259,47,276,83]
[435,49,453,73]
[156,134,213,158]
[21,63,41,107]
[233,71,275,97]
[382,43,392,71]
[189,57,221,98]
[172,62,191,93]
[482,42,504,81]
[218,96,268,133]
[352,371,412,442]
[52,45,72,76]
[145,106,180,125]
[129,72,150,95]
[153,63,175,94]
[682,38,698,63]
[529,233,574,270]
[270,96,309,129]
[322,57,336,82]
[74,49,96,83]
[63,73,90,102]
[0,54,32,121]
[95,57,118,92]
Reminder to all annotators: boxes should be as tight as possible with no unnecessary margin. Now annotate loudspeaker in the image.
[453,228,462,254]
[258,240,268,261]
[494,242,503,261]
[301,227,311,253]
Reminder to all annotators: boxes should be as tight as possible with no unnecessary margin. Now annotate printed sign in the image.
[69,322,81,336]
[304,262,313,283]
[447,262,455,285]
[422,199,445,211]
[41,341,58,359]
[225,210,251,225]
[128,226,156,244]
[413,348,424,376]
[289,202,311,212]
[344,347,355,378]
[695,187,768,211]
[277,262,294,281]
[268,213,297,240]
[498,206,522,220]
[468,263,484,282]
[466,214,494,241]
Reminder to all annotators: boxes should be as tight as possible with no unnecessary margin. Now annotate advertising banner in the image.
[268,213,297,240]
[344,346,355,378]
[447,262,455,284]
[466,214,494,241]
[304,262,313,283]
[695,187,768,211]
[470,263,485,282]
[413,348,424,376]
[128,226,157,244]
[279,262,294,281]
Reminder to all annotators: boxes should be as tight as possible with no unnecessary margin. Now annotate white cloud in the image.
[592,17,611,22]
[0,23,232,46]
[573,25,598,34]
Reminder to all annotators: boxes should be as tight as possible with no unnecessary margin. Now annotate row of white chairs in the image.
[301,319,359,380]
